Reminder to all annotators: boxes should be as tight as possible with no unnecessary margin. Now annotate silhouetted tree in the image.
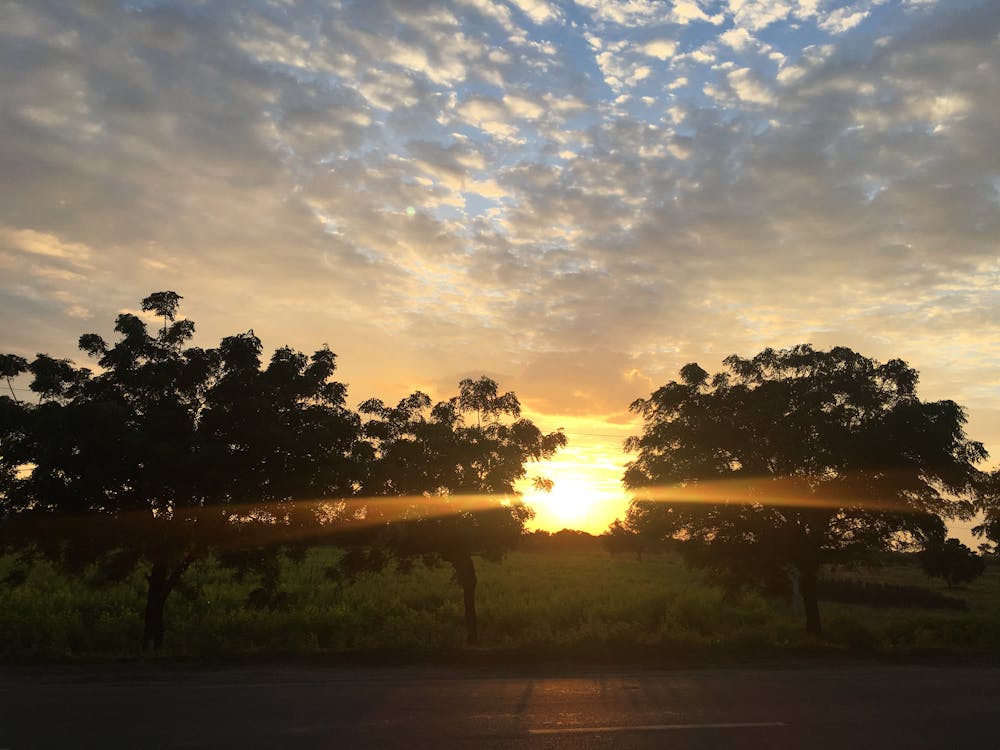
[356,377,566,644]
[624,345,989,636]
[523,528,600,553]
[601,519,643,559]
[0,354,27,402]
[972,469,1000,552]
[0,293,365,648]
[920,537,986,588]
[193,334,368,611]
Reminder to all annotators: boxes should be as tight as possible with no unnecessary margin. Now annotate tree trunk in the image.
[799,564,822,637]
[449,554,478,645]
[143,562,169,651]
[142,556,194,650]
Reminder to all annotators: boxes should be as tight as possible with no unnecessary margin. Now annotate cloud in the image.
[0,0,997,462]
[1,227,93,266]
[818,7,869,33]
[519,348,654,416]
[507,0,562,25]
[591,40,664,92]
[573,0,669,26]
[504,93,546,119]
[727,66,775,104]
[719,27,755,51]
[575,0,723,27]
[672,0,726,25]
[457,95,523,140]
[456,0,517,31]
[687,46,717,64]
[639,39,678,59]
[727,0,795,30]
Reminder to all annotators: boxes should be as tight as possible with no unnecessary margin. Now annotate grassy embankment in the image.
[1,549,998,662]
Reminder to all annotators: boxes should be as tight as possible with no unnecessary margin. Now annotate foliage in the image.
[817,577,966,610]
[0,293,365,648]
[623,345,990,635]
[354,376,567,643]
[523,529,602,553]
[972,469,1000,551]
[919,538,986,588]
[600,520,643,559]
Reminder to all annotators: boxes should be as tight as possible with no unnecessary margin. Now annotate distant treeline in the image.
[521,529,602,553]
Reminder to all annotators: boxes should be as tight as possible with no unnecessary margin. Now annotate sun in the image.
[522,475,606,531]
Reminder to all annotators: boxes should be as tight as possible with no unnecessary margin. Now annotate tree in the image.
[0,354,27,402]
[623,345,989,636]
[920,537,986,588]
[0,293,365,648]
[355,377,566,644]
[193,334,369,607]
[972,469,1000,552]
[601,519,643,559]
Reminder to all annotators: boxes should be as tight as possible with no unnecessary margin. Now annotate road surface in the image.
[1,664,997,749]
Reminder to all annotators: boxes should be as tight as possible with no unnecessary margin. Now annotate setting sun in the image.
[514,414,635,535]
[523,475,601,527]
[520,444,631,534]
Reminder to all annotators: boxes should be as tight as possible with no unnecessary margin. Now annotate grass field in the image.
[1,549,998,661]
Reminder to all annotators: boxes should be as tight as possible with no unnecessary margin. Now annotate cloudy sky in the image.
[2,0,998,532]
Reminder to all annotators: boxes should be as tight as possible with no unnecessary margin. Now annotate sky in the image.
[1,0,998,535]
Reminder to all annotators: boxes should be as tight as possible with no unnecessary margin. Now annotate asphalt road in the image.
[1,664,997,749]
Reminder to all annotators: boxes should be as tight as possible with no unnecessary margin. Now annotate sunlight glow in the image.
[626,474,954,514]
[22,470,959,554]
[523,476,601,527]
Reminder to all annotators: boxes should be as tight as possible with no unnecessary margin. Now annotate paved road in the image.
[1,664,997,749]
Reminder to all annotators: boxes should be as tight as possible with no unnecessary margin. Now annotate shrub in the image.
[920,539,986,588]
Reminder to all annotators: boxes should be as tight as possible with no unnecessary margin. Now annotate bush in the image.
[818,578,966,610]
[920,539,986,588]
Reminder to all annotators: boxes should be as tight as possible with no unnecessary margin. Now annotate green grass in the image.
[1,549,998,662]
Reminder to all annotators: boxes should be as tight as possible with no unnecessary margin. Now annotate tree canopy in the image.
[0,293,366,648]
[0,296,568,649]
[355,377,566,643]
[919,537,986,588]
[622,345,990,635]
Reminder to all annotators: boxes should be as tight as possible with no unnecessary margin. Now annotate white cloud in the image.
[458,96,522,140]
[688,46,717,64]
[728,0,794,31]
[640,39,678,59]
[630,65,652,84]
[793,0,820,18]
[504,93,546,119]
[542,93,589,114]
[775,43,835,84]
[728,67,775,104]
[720,27,755,51]
[573,0,670,26]
[595,45,658,92]
[672,0,726,25]
[818,7,869,34]
[507,0,561,25]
